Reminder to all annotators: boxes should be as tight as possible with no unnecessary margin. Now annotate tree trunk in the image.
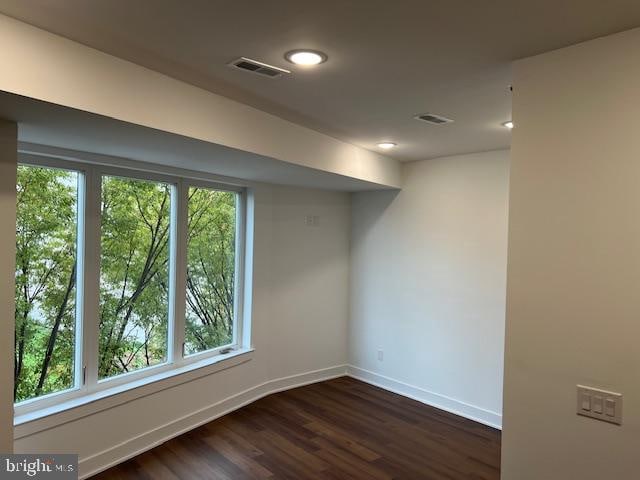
[35,262,76,396]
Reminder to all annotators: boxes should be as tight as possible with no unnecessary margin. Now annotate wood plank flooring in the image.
[93,377,501,479]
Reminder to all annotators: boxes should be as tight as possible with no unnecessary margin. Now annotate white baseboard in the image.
[79,365,348,479]
[346,365,502,430]
[81,363,500,478]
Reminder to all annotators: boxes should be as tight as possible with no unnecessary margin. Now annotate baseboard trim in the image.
[79,365,348,479]
[346,365,502,430]
[81,363,501,478]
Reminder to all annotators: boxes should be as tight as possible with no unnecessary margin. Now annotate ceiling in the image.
[1,0,640,161]
[0,92,389,191]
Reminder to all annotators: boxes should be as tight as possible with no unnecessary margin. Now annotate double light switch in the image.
[577,385,622,425]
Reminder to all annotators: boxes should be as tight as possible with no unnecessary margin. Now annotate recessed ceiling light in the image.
[377,142,397,150]
[502,121,514,129]
[285,49,328,66]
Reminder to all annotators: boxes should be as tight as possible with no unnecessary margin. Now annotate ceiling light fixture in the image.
[377,142,397,150]
[502,121,514,129]
[285,49,328,66]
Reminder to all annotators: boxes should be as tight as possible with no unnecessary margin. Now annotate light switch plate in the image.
[305,215,320,227]
[577,385,622,425]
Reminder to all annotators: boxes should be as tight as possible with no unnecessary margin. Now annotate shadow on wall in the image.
[350,190,400,247]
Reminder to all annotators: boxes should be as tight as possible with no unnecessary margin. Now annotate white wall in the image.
[349,150,509,427]
[14,184,351,478]
[0,119,17,453]
[502,27,640,480]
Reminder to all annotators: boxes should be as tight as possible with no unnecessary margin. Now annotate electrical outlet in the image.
[577,385,622,425]
[377,349,383,361]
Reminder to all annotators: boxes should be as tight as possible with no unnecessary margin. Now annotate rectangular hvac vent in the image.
[229,57,290,78]
[414,113,454,125]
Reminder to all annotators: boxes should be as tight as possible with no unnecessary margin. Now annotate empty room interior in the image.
[1,1,639,479]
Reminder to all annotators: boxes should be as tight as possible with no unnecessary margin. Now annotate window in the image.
[99,176,172,379]
[14,157,248,412]
[185,187,237,355]
[14,165,80,403]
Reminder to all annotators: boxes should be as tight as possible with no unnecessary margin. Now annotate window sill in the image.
[14,348,254,440]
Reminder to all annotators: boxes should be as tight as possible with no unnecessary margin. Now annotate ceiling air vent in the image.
[414,113,454,125]
[229,57,290,78]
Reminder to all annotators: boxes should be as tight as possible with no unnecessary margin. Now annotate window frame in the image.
[183,180,245,359]
[14,152,249,417]
[13,159,85,406]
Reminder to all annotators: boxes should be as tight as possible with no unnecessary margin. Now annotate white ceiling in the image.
[1,0,640,161]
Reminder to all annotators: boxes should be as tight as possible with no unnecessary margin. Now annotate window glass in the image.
[14,159,247,410]
[185,187,237,355]
[99,176,171,379]
[15,165,79,403]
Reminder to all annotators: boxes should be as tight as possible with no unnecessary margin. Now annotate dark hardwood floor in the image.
[93,377,501,479]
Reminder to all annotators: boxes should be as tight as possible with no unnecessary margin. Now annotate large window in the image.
[15,165,80,403]
[14,157,247,411]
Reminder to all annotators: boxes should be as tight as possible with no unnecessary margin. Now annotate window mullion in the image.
[73,170,87,393]
[171,179,188,365]
[233,192,245,348]
[81,167,101,389]
[239,190,252,349]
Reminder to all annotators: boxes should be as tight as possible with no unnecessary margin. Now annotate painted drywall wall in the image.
[349,151,509,427]
[14,183,350,478]
[0,120,17,453]
[0,14,401,189]
[502,27,640,480]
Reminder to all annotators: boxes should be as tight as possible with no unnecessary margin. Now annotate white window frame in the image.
[13,151,251,418]
[182,179,246,360]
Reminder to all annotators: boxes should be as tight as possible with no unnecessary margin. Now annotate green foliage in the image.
[185,188,236,354]
[98,176,171,378]
[15,166,238,402]
[15,165,77,402]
